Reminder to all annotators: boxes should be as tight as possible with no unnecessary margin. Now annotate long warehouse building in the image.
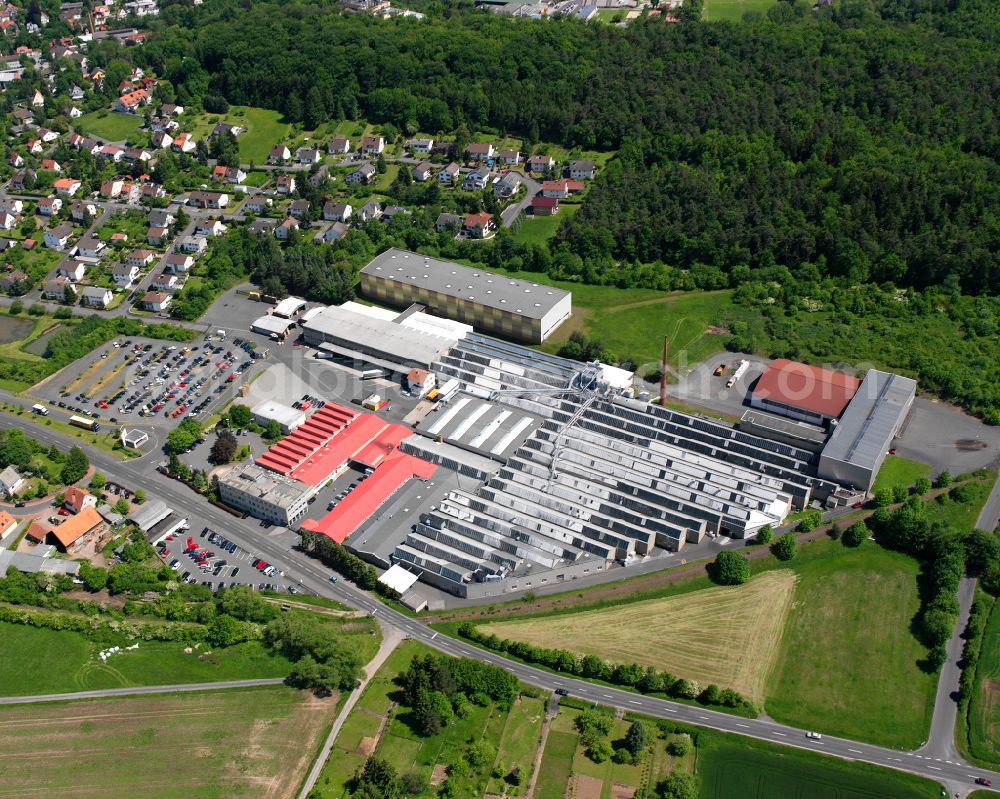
[360,248,572,344]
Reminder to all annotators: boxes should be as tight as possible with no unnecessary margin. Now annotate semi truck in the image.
[726,360,750,388]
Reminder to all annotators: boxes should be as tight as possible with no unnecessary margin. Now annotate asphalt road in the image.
[3,410,999,793]
[0,678,285,705]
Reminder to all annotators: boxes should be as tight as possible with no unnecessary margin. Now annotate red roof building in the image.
[750,359,861,424]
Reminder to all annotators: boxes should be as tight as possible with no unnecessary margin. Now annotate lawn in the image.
[698,738,942,799]
[485,695,547,796]
[534,729,578,799]
[703,0,777,21]
[0,622,294,695]
[77,110,143,142]
[512,206,577,247]
[872,454,932,493]
[0,685,333,799]
[479,570,797,702]
[924,475,997,532]
[766,545,936,748]
[965,596,1000,768]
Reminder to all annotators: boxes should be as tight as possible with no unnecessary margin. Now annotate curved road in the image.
[1,410,997,794]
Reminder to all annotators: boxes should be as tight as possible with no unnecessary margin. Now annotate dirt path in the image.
[607,289,731,313]
[525,701,556,799]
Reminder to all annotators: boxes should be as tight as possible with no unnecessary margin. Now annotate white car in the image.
[806,731,822,740]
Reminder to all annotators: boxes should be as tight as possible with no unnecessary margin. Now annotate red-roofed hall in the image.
[750,359,860,425]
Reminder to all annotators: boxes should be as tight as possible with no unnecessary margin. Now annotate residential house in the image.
[541,179,572,199]
[0,465,24,496]
[30,88,43,107]
[463,211,495,238]
[243,196,272,214]
[439,162,460,184]
[11,107,33,124]
[0,212,17,230]
[179,235,208,254]
[81,285,113,308]
[289,199,311,219]
[493,171,521,200]
[75,237,105,258]
[45,505,105,553]
[8,152,22,168]
[44,222,74,248]
[275,175,296,194]
[275,217,299,240]
[195,219,226,237]
[346,162,376,186]
[462,165,491,191]
[140,185,168,201]
[40,159,61,172]
[124,146,152,163]
[56,258,86,281]
[407,137,434,155]
[9,169,35,192]
[37,197,62,216]
[150,271,179,292]
[172,132,196,153]
[530,196,559,216]
[37,128,60,143]
[569,159,596,180]
[26,139,43,155]
[308,165,330,187]
[187,191,228,209]
[100,180,124,198]
[322,201,351,222]
[150,129,173,149]
[69,201,98,222]
[53,178,81,196]
[249,218,276,236]
[147,226,168,246]
[141,290,170,312]
[295,146,321,164]
[160,103,183,116]
[147,209,175,228]
[268,145,291,163]
[43,276,75,300]
[528,154,555,172]
[211,122,243,137]
[382,205,411,224]
[0,198,22,215]
[359,200,382,223]
[466,142,494,161]
[112,263,139,287]
[327,136,350,155]
[163,253,193,274]
[496,149,521,166]
[361,135,384,155]
[125,248,155,268]
[0,268,27,291]
[70,85,85,100]
[412,161,433,182]
[314,221,348,244]
[98,144,124,162]
[435,212,463,232]
[211,164,246,184]
[115,88,150,112]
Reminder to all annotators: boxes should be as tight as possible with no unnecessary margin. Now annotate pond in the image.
[0,315,34,345]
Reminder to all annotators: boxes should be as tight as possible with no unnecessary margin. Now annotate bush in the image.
[667,736,691,757]
[842,520,869,548]
[892,485,909,503]
[771,532,797,561]
[827,522,842,540]
[8,299,23,315]
[710,551,749,585]
[795,509,823,532]
[933,470,952,489]
[755,524,773,545]
[587,740,613,763]
[874,488,894,507]
[914,476,932,495]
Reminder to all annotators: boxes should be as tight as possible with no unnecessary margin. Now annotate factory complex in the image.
[213,250,918,600]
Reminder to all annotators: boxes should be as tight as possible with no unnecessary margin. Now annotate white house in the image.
[412,161,433,182]
[125,249,155,268]
[0,465,25,496]
[141,291,170,312]
[361,135,384,155]
[56,258,86,281]
[112,263,139,287]
[164,253,193,274]
[195,219,226,237]
[75,237,106,258]
[569,159,596,179]
[81,286,113,308]
[407,137,434,155]
[44,223,74,249]
[179,235,208,254]
[275,217,299,241]
[322,201,351,222]
[268,145,291,163]
[439,162,460,184]
[346,163,376,185]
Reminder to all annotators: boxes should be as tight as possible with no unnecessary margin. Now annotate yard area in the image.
[0,685,333,799]
[76,111,143,142]
[479,570,797,703]
[0,622,294,695]
[765,544,936,748]
[872,454,931,493]
[513,206,577,247]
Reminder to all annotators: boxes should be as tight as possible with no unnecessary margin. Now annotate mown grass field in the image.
[512,206,577,247]
[703,0,777,21]
[965,596,1000,767]
[872,454,932,493]
[766,545,936,748]
[0,686,332,799]
[698,738,942,799]
[479,570,797,702]
[0,622,293,695]
[76,111,143,141]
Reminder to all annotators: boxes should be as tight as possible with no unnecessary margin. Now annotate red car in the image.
[58,508,69,516]
[98,401,109,409]
[976,778,992,787]
[851,502,863,509]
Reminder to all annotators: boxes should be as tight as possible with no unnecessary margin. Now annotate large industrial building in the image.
[359,248,572,343]
[751,359,861,426]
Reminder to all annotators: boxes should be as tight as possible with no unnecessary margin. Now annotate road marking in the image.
[848,748,862,754]
[772,732,786,737]
[628,700,641,706]
[927,766,941,771]
[602,694,613,699]
[664,708,676,713]
[699,716,709,720]
[736,723,750,728]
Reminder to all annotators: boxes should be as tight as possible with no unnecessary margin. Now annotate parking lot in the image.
[32,333,265,431]
[156,526,303,595]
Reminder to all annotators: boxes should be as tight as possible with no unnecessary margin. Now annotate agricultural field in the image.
[964,596,1000,767]
[479,570,798,702]
[0,685,332,799]
[872,454,932,494]
[698,737,942,799]
[766,545,936,748]
[0,622,294,695]
[76,110,143,142]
